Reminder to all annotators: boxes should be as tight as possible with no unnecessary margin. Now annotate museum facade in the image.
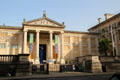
[0,12,99,65]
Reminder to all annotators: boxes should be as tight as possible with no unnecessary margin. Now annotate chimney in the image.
[23,18,26,23]
[98,18,102,23]
[43,10,47,17]
[104,13,114,20]
[62,22,64,25]
[3,23,5,26]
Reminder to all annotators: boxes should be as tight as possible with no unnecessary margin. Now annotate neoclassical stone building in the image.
[0,12,99,65]
[89,13,120,56]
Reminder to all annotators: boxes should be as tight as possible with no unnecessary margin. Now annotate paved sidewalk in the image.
[0,72,114,80]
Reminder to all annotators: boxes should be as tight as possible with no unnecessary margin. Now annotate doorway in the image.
[39,44,46,64]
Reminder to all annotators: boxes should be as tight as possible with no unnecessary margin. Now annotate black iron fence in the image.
[32,64,49,74]
[60,64,83,72]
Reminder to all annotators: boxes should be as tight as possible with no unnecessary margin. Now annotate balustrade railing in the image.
[0,55,19,63]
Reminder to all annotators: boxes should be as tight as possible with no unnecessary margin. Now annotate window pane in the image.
[0,43,6,48]
[12,44,18,48]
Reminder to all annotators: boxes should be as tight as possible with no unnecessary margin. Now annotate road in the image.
[12,75,111,80]
[0,72,113,80]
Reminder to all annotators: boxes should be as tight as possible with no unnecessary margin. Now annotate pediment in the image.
[24,17,64,27]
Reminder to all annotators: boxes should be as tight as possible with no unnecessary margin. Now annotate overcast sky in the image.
[0,0,120,31]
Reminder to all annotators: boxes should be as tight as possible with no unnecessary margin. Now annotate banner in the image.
[55,35,58,54]
[29,33,34,44]
[29,33,34,53]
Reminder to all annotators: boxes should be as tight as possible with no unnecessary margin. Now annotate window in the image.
[12,44,18,48]
[0,43,6,48]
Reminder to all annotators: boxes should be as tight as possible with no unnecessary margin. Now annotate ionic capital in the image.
[49,31,53,34]
[61,31,64,34]
[36,30,40,33]
[23,29,28,32]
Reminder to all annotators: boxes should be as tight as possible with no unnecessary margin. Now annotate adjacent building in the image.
[88,13,120,56]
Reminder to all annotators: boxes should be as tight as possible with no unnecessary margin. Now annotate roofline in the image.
[64,30,99,34]
[88,12,120,31]
[0,25,22,30]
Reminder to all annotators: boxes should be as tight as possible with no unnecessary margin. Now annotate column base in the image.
[56,59,61,63]
[29,59,34,64]
[34,59,40,64]
[46,59,54,64]
[60,59,65,64]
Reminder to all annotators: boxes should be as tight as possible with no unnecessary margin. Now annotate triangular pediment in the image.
[24,17,64,27]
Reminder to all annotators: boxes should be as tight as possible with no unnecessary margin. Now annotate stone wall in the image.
[63,32,99,64]
[0,29,23,55]
[89,14,120,56]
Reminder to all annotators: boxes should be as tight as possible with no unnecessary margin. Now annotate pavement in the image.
[0,72,114,80]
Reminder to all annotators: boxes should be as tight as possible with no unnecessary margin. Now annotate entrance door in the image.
[39,44,46,64]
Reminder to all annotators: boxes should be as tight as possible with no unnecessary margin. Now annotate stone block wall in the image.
[0,29,23,55]
[63,31,99,64]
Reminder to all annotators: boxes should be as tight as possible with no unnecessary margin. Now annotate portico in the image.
[22,12,65,64]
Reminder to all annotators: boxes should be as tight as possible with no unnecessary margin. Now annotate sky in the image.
[0,0,120,32]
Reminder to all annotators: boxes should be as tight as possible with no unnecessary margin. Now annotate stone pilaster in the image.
[6,32,10,55]
[70,35,73,59]
[88,36,91,55]
[23,30,28,54]
[35,30,40,64]
[96,36,99,55]
[79,36,82,56]
[18,33,23,54]
[114,23,118,56]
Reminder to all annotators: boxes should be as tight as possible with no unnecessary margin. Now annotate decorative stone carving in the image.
[29,19,58,26]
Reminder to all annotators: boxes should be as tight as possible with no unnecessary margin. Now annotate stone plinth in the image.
[91,56,102,73]
[49,64,60,72]
[60,59,65,64]
[18,54,29,62]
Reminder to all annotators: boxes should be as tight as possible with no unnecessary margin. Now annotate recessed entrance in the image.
[39,44,46,64]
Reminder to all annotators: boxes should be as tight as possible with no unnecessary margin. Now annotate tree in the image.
[98,38,113,56]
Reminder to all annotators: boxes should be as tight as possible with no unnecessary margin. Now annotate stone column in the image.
[35,30,40,64]
[49,31,53,63]
[60,31,65,64]
[23,30,28,54]
[57,34,61,63]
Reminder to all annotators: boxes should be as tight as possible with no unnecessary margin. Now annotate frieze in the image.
[29,19,58,27]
